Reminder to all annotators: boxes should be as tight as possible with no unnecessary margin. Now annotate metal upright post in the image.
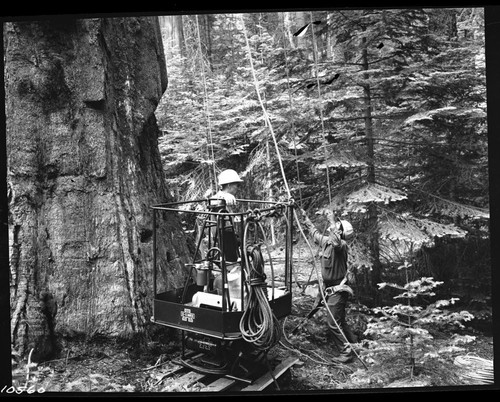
[284,204,293,289]
[239,211,245,311]
[218,212,229,312]
[153,208,157,298]
[288,204,293,290]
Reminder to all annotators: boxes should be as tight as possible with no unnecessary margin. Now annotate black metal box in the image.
[153,285,292,339]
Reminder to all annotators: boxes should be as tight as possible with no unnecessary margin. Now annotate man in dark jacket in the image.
[301,210,357,363]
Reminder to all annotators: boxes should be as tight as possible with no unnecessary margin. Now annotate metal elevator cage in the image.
[150,198,295,342]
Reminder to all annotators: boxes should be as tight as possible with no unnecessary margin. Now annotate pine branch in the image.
[347,183,408,205]
[377,309,411,328]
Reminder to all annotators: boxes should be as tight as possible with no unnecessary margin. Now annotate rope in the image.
[309,12,332,204]
[279,318,335,366]
[239,217,282,351]
[453,354,494,384]
[302,222,328,293]
[195,15,217,192]
[293,212,367,369]
[240,15,365,368]
[239,14,291,199]
[281,28,303,208]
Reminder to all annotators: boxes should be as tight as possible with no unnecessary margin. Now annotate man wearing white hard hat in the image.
[211,169,244,295]
[214,169,244,209]
[211,169,244,262]
[301,209,357,363]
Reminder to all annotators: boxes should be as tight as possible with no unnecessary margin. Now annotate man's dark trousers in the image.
[326,291,357,351]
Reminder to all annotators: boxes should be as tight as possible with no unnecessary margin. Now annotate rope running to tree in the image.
[309,11,332,204]
[195,15,218,192]
[239,14,291,199]
[239,14,366,368]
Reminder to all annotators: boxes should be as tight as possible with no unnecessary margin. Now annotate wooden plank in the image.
[160,371,208,392]
[173,371,208,389]
[178,370,207,383]
[240,357,300,392]
[202,377,237,392]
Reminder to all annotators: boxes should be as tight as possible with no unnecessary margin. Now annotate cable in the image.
[239,217,282,351]
[239,14,291,200]
[453,354,494,384]
[195,15,217,192]
[302,221,328,294]
[281,26,303,208]
[279,318,354,370]
[309,12,332,204]
[240,15,363,366]
[293,211,368,369]
[177,356,230,376]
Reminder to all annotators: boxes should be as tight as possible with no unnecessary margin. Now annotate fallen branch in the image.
[121,360,171,374]
[43,355,80,365]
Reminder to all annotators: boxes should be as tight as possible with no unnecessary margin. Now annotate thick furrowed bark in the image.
[5,17,189,360]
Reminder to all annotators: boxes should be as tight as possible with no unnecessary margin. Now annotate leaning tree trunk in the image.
[5,17,191,361]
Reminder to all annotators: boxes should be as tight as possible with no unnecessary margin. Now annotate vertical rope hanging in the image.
[286,14,367,368]
[196,15,218,192]
[282,25,303,208]
[238,14,292,200]
[309,11,332,204]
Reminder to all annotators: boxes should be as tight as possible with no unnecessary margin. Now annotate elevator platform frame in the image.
[150,198,295,341]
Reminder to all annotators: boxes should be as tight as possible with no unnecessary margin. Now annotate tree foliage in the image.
[362,262,475,378]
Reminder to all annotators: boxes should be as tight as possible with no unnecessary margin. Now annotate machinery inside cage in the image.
[150,197,295,383]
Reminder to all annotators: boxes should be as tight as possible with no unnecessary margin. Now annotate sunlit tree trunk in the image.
[293,11,309,48]
[159,15,186,59]
[282,12,296,49]
[199,14,214,70]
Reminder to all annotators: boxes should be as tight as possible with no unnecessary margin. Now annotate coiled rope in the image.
[453,354,494,384]
[239,215,281,351]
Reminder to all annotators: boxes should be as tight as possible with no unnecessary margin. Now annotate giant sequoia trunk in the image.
[5,17,190,360]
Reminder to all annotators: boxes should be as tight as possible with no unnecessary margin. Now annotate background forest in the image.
[155,8,490,310]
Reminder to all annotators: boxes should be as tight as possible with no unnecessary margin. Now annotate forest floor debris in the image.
[11,288,494,394]
[10,247,494,394]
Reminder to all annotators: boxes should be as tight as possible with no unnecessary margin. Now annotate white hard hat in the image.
[218,169,243,186]
[335,219,354,241]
